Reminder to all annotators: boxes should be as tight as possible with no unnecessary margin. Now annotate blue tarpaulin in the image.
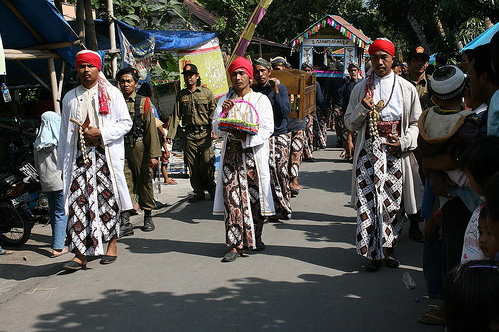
[0,0,79,84]
[87,19,218,52]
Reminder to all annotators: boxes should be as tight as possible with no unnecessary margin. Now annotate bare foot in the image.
[105,236,118,257]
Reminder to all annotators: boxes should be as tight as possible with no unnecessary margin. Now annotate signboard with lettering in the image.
[303,38,355,47]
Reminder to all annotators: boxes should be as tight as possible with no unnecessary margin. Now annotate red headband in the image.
[368,39,395,57]
[75,51,102,71]
[228,57,253,80]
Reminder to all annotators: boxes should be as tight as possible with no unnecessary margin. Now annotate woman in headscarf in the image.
[34,111,67,257]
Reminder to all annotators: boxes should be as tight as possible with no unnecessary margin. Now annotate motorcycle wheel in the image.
[0,202,32,247]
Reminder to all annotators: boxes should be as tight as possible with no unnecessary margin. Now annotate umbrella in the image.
[462,23,499,51]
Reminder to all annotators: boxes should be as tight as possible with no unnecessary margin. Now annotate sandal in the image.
[100,255,117,265]
[418,308,445,325]
[62,259,87,271]
[384,256,400,268]
[50,247,69,258]
[365,259,382,272]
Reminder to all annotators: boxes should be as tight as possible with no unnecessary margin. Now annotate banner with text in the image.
[178,38,228,98]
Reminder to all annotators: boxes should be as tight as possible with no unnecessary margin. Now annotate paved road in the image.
[0,134,442,331]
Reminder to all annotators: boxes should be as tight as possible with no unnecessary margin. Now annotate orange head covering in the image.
[368,38,395,57]
[75,50,102,70]
[228,57,253,80]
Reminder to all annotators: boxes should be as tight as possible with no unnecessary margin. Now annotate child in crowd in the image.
[444,260,499,332]
[478,207,499,260]
[159,114,176,185]
[33,111,68,258]
[460,137,499,263]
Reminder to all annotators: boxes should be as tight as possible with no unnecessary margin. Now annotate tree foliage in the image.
[200,0,498,58]
[67,0,187,30]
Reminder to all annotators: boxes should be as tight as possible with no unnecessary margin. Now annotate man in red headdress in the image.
[212,56,275,262]
[344,38,423,271]
[57,50,133,270]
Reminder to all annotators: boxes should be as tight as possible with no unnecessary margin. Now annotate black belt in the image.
[184,124,211,132]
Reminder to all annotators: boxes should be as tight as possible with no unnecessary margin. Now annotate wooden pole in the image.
[83,0,98,50]
[57,61,66,106]
[48,58,61,114]
[108,0,117,77]
[14,60,50,90]
[76,0,85,46]
[5,52,61,60]
[26,40,81,50]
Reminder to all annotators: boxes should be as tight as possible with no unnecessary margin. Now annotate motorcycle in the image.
[0,163,48,247]
[0,119,49,247]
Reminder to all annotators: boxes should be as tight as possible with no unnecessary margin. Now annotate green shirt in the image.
[402,73,432,111]
[125,92,162,159]
[167,86,216,139]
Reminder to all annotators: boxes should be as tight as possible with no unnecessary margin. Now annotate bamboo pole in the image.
[4,49,56,55]
[108,0,117,77]
[48,58,61,114]
[76,0,85,45]
[57,61,66,106]
[26,40,81,50]
[5,53,61,60]
[14,60,50,90]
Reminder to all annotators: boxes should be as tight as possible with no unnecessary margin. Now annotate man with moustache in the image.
[252,58,291,220]
[403,45,431,110]
[168,64,216,203]
[58,50,133,270]
[212,57,275,262]
[345,38,423,271]
[117,67,161,234]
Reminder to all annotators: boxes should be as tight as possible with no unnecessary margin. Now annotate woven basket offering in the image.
[218,99,259,135]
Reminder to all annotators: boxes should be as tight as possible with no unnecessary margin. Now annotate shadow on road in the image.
[32,272,441,332]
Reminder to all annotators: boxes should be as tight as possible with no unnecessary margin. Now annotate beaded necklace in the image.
[368,74,397,146]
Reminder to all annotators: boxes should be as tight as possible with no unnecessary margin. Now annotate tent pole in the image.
[108,0,117,77]
[48,58,61,114]
[57,61,66,105]
[15,60,50,90]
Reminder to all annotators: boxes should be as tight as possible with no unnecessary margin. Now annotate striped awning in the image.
[290,15,372,49]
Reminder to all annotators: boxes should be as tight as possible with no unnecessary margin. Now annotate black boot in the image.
[143,210,155,232]
[119,211,134,237]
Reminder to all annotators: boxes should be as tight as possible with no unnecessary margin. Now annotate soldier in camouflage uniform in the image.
[117,67,161,235]
[167,64,216,203]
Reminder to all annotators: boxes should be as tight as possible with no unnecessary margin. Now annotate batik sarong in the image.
[269,134,291,218]
[222,140,264,249]
[289,130,305,182]
[335,110,346,146]
[67,145,120,256]
[313,114,327,150]
[355,138,404,260]
[304,114,314,160]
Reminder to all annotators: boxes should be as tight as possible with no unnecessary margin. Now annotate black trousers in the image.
[441,197,472,276]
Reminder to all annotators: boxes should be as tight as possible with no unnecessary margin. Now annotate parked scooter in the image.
[0,163,48,247]
[0,118,49,247]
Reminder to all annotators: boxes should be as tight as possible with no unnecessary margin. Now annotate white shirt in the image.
[373,71,403,121]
